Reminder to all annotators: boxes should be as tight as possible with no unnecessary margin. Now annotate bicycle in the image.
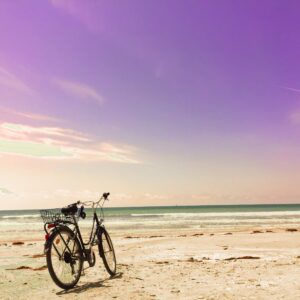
[40,192,117,290]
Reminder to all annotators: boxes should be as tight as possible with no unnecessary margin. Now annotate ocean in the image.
[1,204,300,237]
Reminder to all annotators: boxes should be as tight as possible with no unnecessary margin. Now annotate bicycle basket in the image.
[40,209,76,224]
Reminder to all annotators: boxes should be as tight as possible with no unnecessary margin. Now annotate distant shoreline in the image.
[1,202,300,212]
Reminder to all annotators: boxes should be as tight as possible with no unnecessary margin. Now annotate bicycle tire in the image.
[98,227,117,276]
[46,226,83,289]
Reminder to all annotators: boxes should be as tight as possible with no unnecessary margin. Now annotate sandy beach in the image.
[1,226,300,300]
[2,1,300,299]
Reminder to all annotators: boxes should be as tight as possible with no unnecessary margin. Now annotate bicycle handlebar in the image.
[76,192,110,207]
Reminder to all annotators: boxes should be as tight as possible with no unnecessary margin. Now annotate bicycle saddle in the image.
[61,203,78,216]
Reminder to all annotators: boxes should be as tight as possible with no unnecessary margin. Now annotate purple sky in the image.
[0,1,300,208]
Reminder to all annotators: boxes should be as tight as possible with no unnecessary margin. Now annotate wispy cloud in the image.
[281,86,300,93]
[54,78,104,104]
[67,143,140,164]
[0,139,72,159]
[0,122,90,142]
[15,111,59,122]
[0,106,59,122]
[0,66,33,94]
[0,122,140,163]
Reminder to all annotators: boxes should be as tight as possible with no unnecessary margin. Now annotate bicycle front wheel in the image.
[46,227,83,289]
[98,227,117,276]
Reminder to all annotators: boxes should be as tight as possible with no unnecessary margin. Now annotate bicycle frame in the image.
[44,197,107,262]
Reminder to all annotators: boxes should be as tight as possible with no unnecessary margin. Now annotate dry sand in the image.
[1,227,300,299]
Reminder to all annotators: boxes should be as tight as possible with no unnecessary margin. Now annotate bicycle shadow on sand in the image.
[56,272,123,296]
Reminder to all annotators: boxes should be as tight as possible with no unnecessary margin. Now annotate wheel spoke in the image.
[99,229,116,275]
[48,229,83,288]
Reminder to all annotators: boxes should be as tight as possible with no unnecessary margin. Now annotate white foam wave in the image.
[1,214,40,219]
[130,211,300,218]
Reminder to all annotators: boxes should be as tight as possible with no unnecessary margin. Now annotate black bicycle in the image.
[40,193,116,290]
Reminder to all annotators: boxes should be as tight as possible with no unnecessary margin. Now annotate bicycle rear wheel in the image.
[46,227,83,289]
[98,227,117,276]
